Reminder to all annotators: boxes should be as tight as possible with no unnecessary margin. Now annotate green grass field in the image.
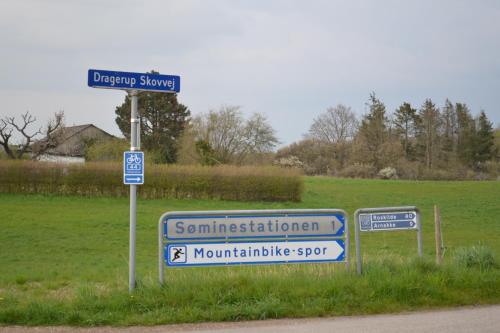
[0,177,499,325]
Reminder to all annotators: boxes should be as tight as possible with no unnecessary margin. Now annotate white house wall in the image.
[37,154,85,164]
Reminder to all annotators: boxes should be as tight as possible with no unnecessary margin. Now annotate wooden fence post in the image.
[434,205,443,265]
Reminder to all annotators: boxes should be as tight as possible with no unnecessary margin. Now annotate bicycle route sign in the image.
[123,151,144,185]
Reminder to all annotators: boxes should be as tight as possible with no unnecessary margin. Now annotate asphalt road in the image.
[1,305,499,333]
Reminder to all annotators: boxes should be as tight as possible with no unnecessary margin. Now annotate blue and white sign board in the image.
[88,69,180,93]
[123,151,144,185]
[159,209,349,284]
[359,211,417,231]
[162,212,345,240]
[166,240,345,267]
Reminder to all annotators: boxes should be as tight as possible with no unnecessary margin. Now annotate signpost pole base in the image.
[129,184,137,293]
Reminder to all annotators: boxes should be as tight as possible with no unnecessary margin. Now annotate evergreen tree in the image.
[455,103,476,166]
[474,111,495,164]
[417,99,441,169]
[393,102,418,160]
[357,92,389,169]
[115,71,190,163]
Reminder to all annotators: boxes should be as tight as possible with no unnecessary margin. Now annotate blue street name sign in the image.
[359,211,417,231]
[124,151,144,185]
[88,69,180,93]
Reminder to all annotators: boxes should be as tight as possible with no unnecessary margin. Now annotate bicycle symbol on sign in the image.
[127,154,142,164]
[360,215,372,230]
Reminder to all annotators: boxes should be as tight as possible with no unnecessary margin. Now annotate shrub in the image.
[418,167,477,181]
[483,161,500,180]
[0,161,303,202]
[392,159,418,180]
[273,156,303,169]
[338,163,376,178]
[378,167,398,179]
[85,139,129,162]
[454,245,497,270]
[275,140,337,175]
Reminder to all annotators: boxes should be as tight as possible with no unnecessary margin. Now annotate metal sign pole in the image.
[345,214,350,270]
[354,210,362,274]
[129,90,139,293]
[159,217,164,286]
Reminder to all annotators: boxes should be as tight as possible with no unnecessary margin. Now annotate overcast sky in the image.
[1,0,499,146]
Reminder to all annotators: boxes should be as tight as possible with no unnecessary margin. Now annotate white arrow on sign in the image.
[127,177,141,181]
[125,176,143,183]
[331,216,344,234]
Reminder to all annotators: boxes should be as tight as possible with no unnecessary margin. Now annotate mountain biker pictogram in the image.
[170,246,186,263]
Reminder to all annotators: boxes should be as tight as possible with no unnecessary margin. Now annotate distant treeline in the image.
[276,94,499,180]
[0,161,303,202]
[11,91,493,181]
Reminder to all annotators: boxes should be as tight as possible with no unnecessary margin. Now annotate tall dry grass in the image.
[0,160,303,201]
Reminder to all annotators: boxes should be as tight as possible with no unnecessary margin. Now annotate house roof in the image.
[54,124,95,143]
[33,124,116,157]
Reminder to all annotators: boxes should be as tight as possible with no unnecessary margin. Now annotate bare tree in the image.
[0,111,64,159]
[308,104,358,144]
[191,106,279,164]
[0,118,14,158]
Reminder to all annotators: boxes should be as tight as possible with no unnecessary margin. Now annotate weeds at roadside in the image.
[0,251,498,326]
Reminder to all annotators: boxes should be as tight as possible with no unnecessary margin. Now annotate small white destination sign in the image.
[359,211,417,231]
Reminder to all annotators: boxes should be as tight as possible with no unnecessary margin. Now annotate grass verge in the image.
[0,257,498,326]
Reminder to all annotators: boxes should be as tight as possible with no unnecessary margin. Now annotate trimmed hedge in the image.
[0,161,303,202]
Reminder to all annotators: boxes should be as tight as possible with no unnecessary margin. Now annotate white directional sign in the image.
[359,211,417,231]
[158,209,350,284]
[165,240,345,267]
[162,211,346,240]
